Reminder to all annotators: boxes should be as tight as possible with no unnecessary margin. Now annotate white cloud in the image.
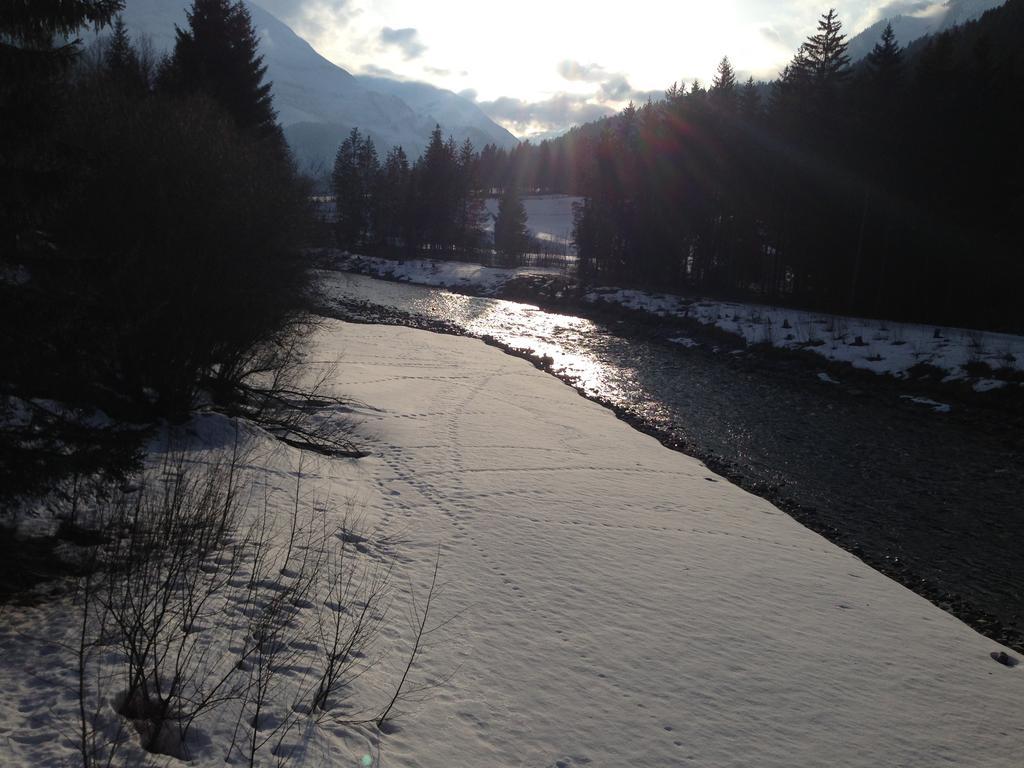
[256,0,360,41]
[557,60,611,83]
[475,93,615,139]
[252,1,961,138]
[379,26,426,60]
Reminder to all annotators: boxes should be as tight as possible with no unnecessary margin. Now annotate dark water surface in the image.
[320,271,1024,651]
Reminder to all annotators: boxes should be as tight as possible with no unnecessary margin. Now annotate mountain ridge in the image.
[105,0,518,170]
[846,0,1007,59]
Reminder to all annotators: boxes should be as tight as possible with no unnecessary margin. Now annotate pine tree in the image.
[106,17,134,71]
[417,125,460,251]
[477,143,500,192]
[379,146,410,247]
[1,1,121,489]
[456,138,486,251]
[740,76,760,118]
[358,134,381,244]
[494,186,529,265]
[711,56,738,108]
[865,21,903,99]
[332,128,364,248]
[163,0,279,141]
[867,22,901,73]
[331,129,382,249]
[0,1,122,46]
[105,16,148,92]
[775,9,852,129]
[803,9,851,87]
[1,0,123,281]
[859,21,905,142]
[1,0,122,256]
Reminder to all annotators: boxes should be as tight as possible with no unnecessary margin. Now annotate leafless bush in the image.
[74,449,248,763]
[964,329,988,362]
[309,518,393,717]
[226,341,367,460]
[74,436,438,766]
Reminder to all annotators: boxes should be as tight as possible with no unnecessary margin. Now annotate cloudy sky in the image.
[253,0,952,138]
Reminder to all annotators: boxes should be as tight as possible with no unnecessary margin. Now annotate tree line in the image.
[477,4,1024,331]
[330,126,531,264]
[1,0,311,497]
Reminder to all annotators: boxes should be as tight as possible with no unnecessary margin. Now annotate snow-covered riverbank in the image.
[2,320,1021,766]
[327,252,1024,389]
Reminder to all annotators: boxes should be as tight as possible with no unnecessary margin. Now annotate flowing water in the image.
[321,271,1024,650]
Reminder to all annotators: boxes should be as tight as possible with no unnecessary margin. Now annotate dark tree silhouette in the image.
[740,76,760,118]
[0,0,122,259]
[104,16,148,92]
[161,0,280,142]
[804,8,852,84]
[711,56,738,108]
[379,145,411,248]
[2,0,313,500]
[494,186,530,265]
[555,2,1024,330]
[331,128,363,248]
[867,21,902,76]
[328,125,486,259]
[353,2,1024,331]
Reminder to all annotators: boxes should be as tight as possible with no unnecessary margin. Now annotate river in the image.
[319,270,1024,651]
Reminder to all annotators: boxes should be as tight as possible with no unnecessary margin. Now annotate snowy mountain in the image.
[356,75,519,158]
[847,0,1007,60]
[103,0,517,170]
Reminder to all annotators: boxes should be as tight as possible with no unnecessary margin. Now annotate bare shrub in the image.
[74,436,439,766]
[75,451,249,763]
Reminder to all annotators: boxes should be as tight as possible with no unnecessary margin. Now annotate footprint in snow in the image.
[991,651,1019,667]
[550,757,592,768]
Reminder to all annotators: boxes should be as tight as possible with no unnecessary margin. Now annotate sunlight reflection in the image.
[459,297,623,400]
[331,273,638,405]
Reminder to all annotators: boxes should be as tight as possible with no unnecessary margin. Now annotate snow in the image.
[846,0,1006,61]
[586,288,1024,382]
[900,395,953,413]
[974,378,1009,393]
[483,195,581,252]
[354,76,518,153]
[0,262,30,286]
[332,253,565,294]
[669,336,700,349]
[327,252,1024,385]
[25,398,115,429]
[104,1,517,168]
[1,320,1021,767]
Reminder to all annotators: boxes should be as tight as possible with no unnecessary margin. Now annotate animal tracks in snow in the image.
[294,320,1024,767]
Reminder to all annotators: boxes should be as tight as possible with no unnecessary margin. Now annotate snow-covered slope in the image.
[3,319,1021,766]
[356,76,519,153]
[848,0,1007,60]
[107,0,516,167]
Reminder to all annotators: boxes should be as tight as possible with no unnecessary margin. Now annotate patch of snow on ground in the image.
[327,252,1024,385]
[901,395,953,413]
[331,253,563,296]
[584,288,1024,382]
[669,336,699,349]
[817,372,840,384]
[482,194,581,252]
[2,321,1020,767]
[974,378,1009,393]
